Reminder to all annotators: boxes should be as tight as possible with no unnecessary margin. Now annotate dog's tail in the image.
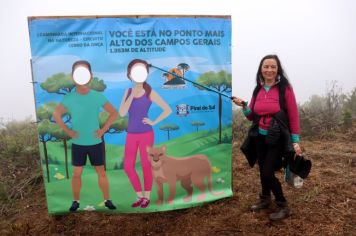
[208,172,224,196]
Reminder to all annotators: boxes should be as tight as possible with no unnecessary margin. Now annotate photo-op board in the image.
[28,15,233,214]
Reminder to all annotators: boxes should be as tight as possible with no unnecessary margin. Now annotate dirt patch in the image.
[1,139,355,235]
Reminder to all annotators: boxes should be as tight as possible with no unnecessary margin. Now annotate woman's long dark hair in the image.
[252,54,290,97]
[127,59,152,97]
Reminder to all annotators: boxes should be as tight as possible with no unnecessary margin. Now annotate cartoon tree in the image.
[37,102,71,178]
[37,102,70,123]
[191,121,205,132]
[177,63,190,78]
[51,125,71,179]
[40,73,73,95]
[41,73,106,95]
[195,70,232,144]
[37,119,57,182]
[99,111,128,170]
[87,77,107,91]
[159,124,179,140]
[162,72,169,83]
[39,73,108,171]
[163,68,184,85]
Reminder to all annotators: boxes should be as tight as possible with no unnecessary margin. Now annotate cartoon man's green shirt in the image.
[61,90,107,145]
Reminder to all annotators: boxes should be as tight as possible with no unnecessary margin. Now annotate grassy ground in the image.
[38,128,232,213]
[0,126,355,235]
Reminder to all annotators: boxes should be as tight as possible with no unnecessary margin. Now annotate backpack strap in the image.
[279,85,287,113]
[251,85,260,113]
[251,86,261,124]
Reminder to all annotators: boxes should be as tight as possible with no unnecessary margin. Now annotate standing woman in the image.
[119,59,172,208]
[233,54,302,221]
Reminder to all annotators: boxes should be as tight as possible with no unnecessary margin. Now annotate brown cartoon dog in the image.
[147,145,223,205]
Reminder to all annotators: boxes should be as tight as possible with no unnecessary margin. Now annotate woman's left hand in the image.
[142,118,155,126]
[293,143,302,155]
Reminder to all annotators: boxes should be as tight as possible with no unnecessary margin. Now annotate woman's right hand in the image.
[232,97,246,107]
[293,143,302,156]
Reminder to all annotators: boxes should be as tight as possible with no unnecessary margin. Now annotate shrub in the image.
[0,118,39,158]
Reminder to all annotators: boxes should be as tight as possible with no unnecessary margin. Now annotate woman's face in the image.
[129,63,148,83]
[261,58,278,82]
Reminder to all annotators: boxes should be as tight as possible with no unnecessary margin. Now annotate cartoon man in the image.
[53,60,117,212]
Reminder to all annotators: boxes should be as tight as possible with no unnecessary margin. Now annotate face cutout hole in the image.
[73,66,91,85]
[130,63,148,83]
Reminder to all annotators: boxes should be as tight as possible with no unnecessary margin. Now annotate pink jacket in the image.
[245,85,300,139]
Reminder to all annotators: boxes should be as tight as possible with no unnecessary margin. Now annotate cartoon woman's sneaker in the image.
[131,197,144,208]
[140,198,150,208]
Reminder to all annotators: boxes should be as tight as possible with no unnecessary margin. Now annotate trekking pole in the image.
[148,63,233,100]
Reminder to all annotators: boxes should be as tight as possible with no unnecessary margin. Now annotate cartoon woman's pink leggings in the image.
[124,131,154,192]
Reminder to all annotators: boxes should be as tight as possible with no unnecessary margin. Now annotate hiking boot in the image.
[269,201,290,221]
[250,194,271,212]
[105,200,117,210]
[131,197,144,208]
[140,198,150,208]
[69,200,80,212]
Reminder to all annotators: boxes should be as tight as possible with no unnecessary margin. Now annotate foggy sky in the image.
[0,0,355,120]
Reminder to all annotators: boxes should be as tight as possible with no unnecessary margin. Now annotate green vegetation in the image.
[195,70,232,143]
[191,120,205,132]
[0,117,232,214]
[234,83,356,140]
[1,114,355,235]
[38,126,232,213]
[159,124,179,140]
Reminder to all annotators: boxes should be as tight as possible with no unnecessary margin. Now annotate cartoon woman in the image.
[119,59,172,208]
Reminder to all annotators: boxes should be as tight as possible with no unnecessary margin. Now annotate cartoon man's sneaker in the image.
[69,200,80,212]
[104,200,117,210]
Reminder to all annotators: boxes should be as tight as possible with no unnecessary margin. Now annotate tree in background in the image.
[342,109,353,129]
[0,118,38,158]
[159,124,179,140]
[299,81,356,138]
[324,81,344,130]
[232,109,250,142]
[344,88,356,117]
[299,94,327,136]
[191,121,205,132]
[195,70,232,144]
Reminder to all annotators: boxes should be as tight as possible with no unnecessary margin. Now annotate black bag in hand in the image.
[289,154,312,179]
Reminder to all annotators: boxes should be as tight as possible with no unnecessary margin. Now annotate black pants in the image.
[255,135,286,202]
